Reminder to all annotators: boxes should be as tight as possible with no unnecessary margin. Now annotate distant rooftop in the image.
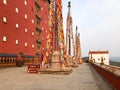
[89,51,109,54]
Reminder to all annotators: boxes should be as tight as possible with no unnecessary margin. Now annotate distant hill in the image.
[82,57,89,63]
[110,57,120,62]
[82,56,120,62]
[82,56,120,67]
[109,57,120,67]
[82,57,89,61]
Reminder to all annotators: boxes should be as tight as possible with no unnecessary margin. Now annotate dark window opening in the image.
[36,15,41,26]
[35,2,41,13]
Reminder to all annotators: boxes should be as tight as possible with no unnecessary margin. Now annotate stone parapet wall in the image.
[90,62,120,90]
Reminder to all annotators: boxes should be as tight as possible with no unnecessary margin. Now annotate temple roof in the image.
[89,51,109,54]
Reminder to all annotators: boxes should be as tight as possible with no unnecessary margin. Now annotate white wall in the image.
[89,53,109,65]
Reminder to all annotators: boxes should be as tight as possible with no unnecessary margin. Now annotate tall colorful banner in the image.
[57,0,65,63]
[42,0,65,67]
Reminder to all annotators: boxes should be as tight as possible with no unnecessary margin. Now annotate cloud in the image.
[79,11,88,20]
[100,0,120,13]
[103,0,113,10]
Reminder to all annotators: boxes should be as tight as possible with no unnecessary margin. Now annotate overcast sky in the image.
[62,0,120,57]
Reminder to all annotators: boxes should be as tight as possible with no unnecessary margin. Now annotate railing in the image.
[90,62,120,90]
[101,64,120,76]
[22,55,34,64]
[0,54,18,67]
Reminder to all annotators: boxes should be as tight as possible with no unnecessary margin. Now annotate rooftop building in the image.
[89,50,109,65]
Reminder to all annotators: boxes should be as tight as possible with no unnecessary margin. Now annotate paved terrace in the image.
[0,63,113,90]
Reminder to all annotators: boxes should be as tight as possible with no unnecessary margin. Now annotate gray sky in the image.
[62,0,120,57]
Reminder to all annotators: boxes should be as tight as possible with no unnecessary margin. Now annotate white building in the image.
[89,51,109,65]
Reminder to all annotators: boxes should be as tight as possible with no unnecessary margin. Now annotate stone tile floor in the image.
[0,63,113,90]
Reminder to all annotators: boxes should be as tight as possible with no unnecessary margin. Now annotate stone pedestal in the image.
[76,56,79,64]
[67,55,73,66]
[78,56,83,64]
[50,51,62,71]
[38,51,73,75]
[72,56,78,67]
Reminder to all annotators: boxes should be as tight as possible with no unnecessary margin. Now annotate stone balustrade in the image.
[90,62,120,90]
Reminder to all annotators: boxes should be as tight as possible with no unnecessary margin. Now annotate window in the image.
[42,27,44,30]
[32,32,34,35]
[32,44,34,48]
[24,42,27,46]
[36,27,41,35]
[3,17,7,23]
[36,15,41,25]
[37,45,40,50]
[3,0,7,5]
[35,2,40,13]
[25,14,27,19]
[15,40,19,44]
[25,28,27,32]
[31,7,34,12]
[16,24,19,28]
[15,8,19,13]
[45,21,47,24]
[24,0,27,5]
[41,7,43,11]
[3,36,7,42]
[32,19,34,24]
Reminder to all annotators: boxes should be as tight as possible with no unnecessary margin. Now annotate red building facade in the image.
[39,0,50,56]
[0,0,50,66]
